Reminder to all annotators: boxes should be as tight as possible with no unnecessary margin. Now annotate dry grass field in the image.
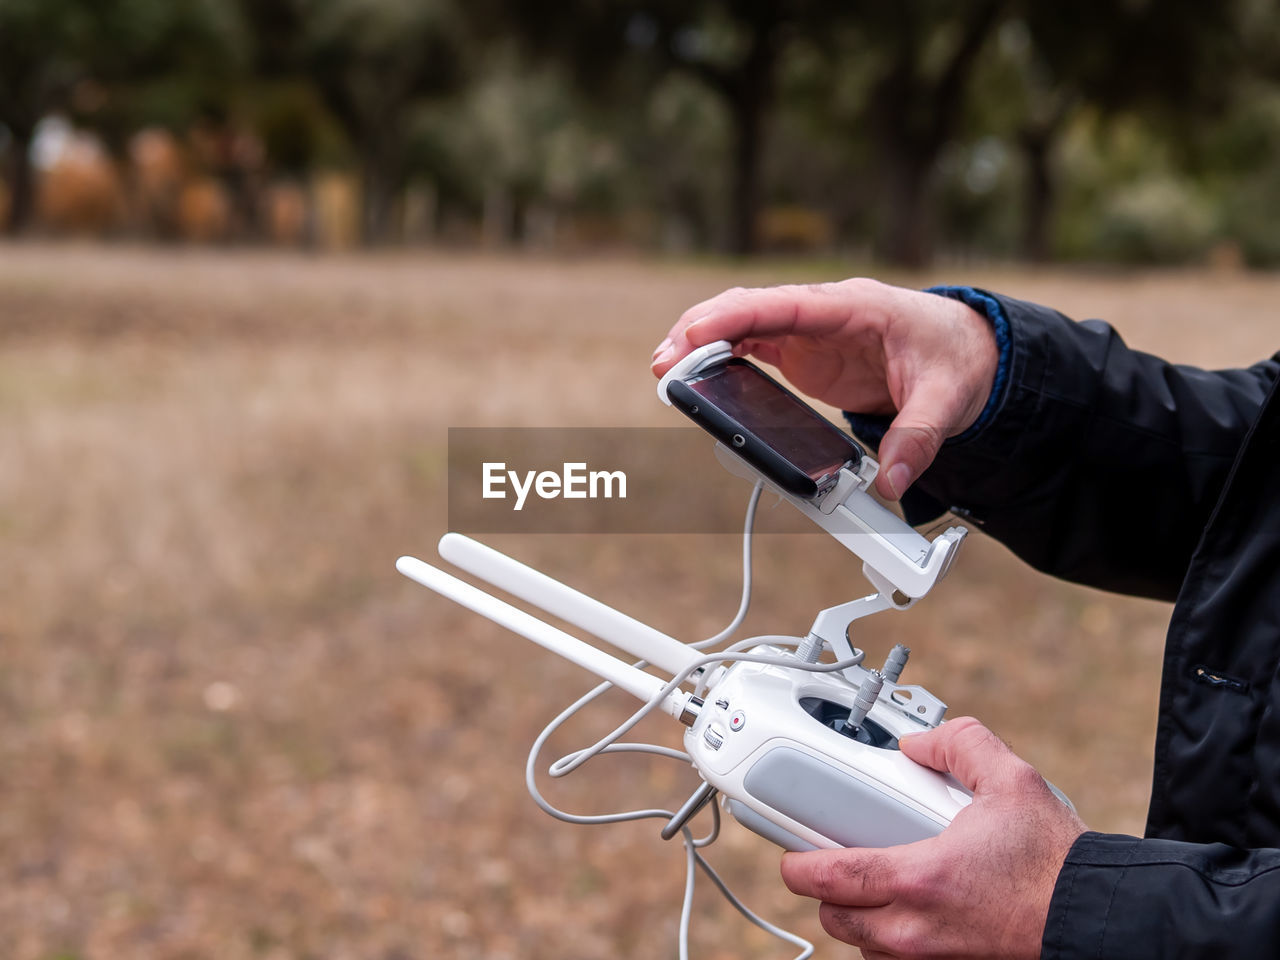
[2,242,1278,959]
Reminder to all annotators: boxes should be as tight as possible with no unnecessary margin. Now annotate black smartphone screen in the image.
[672,358,863,498]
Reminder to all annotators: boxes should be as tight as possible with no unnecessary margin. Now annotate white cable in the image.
[526,679,677,825]
[692,480,764,651]
[678,825,697,960]
[527,713,813,959]
[692,795,720,848]
[522,480,822,960]
[692,846,814,958]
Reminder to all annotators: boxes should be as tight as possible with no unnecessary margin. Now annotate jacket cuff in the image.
[1042,830,1280,958]
[1041,832,1139,959]
[927,285,1012,440]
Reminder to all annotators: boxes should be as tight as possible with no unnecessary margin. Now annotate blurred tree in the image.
[633,71,732,250]
[74,0,247,150]
[483,0,801,256]
[403,51,623,246]
[759,33,881,254]
[1188,2,1280,265]
[248,82,345,177]
[649,0,791,256]
[235,0,348,176]
[3,0,1275,262]
[808,1,1005,267]
[83,0,250,237]
[0,0,246,234]
[970,16,1077,263]
[1210,85,1280,264]
[768,1,1252,265]
[237,0,304,79]
[296,0,467,244]
[1008,1,1246,261]
[0,0,92,233]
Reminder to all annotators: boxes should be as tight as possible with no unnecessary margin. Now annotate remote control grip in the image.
[740,745,950,849]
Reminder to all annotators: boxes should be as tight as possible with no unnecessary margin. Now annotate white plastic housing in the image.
[688,649,973,850]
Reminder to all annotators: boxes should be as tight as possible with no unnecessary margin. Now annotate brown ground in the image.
[2,243,1277,959]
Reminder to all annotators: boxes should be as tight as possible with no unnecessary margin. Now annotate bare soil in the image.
[2,243,1277,959]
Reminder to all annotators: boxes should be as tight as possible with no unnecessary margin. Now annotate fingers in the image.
[651,280,887,376]
[783,850,923,957]
[898,717,1034,796]
[780,849,896,907]
[818,902,887,953]
[738,337,783,367]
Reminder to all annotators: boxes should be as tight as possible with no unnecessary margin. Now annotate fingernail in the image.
[886,463,913,499]
[652,344,675,367]
[685,314,711,332]
[652,337,672,358]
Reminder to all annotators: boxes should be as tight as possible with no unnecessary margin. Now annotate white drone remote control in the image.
[681,650,971,850]
[392,340,1038,852]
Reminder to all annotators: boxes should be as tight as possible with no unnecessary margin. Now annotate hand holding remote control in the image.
[781,716,1086,960]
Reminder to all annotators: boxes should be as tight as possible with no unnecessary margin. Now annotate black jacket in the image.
[853,291,1280,957]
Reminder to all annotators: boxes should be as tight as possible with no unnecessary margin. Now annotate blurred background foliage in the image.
[5,0,1280,265]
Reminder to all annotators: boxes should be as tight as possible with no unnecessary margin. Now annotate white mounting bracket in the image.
[656,340,736,405]
[799,592,948,727]
[714,443,966,599]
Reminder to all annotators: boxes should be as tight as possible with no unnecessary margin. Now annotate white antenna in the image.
[438,533,701,677]
[395,556,692,722]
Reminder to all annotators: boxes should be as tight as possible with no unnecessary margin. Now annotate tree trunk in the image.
[878,145,934,268]
[665,1,781,257]
[727,91,764,257]
[4,131,35,236]
[482,181,512,247]
[1020,131,1053,262]
[723,0,781,257]
[866,1,1005,267]
[361,169,395,246]
[1018,94,1073,264]
[360,136,401,246]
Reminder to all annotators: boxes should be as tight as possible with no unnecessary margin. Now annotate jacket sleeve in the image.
[1042,832,1280,958]
[849,290,1280,602]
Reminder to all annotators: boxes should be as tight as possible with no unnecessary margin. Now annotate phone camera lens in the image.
[732,434,746,447]
[690,405,699,414]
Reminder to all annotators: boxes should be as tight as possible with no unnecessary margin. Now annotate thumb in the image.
[898,717,1027,796]
[873,370,983,500]
[873,383,953,500]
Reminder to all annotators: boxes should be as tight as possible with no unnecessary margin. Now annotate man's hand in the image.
[780,718,1085,960]
[651,280,998,501]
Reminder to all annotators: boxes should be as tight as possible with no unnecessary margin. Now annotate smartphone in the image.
[665,357,864,500]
